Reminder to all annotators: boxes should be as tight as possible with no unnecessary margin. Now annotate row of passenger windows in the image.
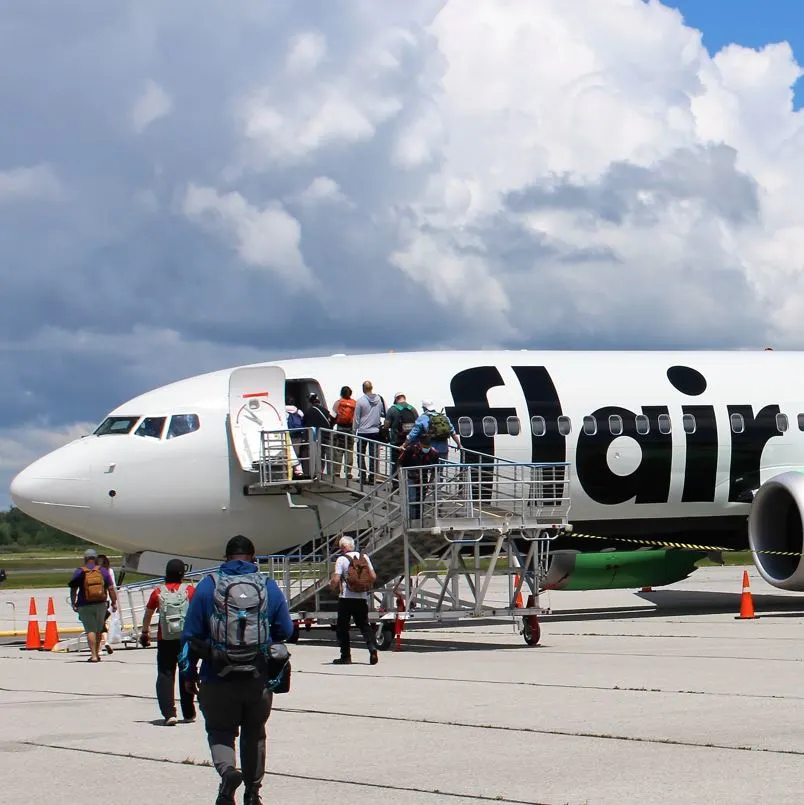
[94,414,200,440]
[456,412,797,439]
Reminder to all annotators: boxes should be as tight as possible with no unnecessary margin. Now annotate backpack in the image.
[399,405,418,434]
[209,571,272,677]
[427,411,452,441]
[344,552,374,593]
[287,410,304,430]
[158,584,189,640]
[335,398,356,427]
[82,566,107,603]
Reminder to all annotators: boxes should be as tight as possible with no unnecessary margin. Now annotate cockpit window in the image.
[167,414,200,439]
[94,416,140,436]
[135,417,167,439]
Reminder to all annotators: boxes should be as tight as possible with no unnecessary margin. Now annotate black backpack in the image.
[399,406,418,435]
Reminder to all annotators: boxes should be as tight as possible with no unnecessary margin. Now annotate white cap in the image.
[421,399,435,410]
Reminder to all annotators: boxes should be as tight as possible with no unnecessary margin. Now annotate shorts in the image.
[77,602,108,635]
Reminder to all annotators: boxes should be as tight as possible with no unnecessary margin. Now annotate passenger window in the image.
[582,416,597,436]
[167,414,200,439]
[730,413,744,434]
[135,417,166,439]
[557,416,571,436]
[531,416,546,437]
[777,413,789,433]
[482,416,498,437]
[682,413,696,434]
[798,413,804,431]
[506,416,521,436]
[94,416,140,435]
[658,414,672,435]
[458,416,473,438]
[608,415,623,436]
[635,415,650,435]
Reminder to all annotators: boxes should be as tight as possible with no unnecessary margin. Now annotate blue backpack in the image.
[287,410,304,431]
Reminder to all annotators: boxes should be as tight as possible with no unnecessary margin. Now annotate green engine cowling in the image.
[543,549,705,591]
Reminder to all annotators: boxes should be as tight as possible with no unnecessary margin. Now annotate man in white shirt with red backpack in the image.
[329,536,379,665]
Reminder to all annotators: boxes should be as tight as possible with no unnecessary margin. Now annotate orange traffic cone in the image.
[42,597,60,650]
[24,597,42,650]
[513,574,524,609]
[736,570,757,620]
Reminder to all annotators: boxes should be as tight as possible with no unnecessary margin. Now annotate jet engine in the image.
[748,471,804,590]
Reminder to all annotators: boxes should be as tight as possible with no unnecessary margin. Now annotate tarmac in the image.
[2,565,804,805]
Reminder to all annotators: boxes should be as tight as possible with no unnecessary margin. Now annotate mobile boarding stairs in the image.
[252,428,572,648]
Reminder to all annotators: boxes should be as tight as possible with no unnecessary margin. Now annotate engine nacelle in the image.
[748,471,804,590]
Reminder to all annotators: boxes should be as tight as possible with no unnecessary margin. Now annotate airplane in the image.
[9,349,804,592]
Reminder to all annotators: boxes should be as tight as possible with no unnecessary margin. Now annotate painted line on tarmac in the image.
[295,669,804,702]
[19,741,551,805]
[275,705,804,757]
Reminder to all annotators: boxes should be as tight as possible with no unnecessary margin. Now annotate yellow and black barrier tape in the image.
[566,530,804,559]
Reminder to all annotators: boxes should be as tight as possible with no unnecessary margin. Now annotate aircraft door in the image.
[228,366,287,472]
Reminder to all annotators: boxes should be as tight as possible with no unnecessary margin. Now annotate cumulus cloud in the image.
[130,79,172,134]
[296,176,352,207]
[2,0,804,505]
[182,184,313,286]
[0,165,61,203]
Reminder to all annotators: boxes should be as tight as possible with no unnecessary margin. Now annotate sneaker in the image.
[164,716,178,727]
[182,715,196,724]
[369,651,379,665]
[331,657,352,665]
[216,768,243,805]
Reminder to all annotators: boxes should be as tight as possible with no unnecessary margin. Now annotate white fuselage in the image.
[10,350,803,559]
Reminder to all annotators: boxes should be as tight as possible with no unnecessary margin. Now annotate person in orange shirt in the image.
[140,559,196,726]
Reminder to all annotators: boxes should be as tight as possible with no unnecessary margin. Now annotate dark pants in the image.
[336,597,378,658]
[198,678,273,792]
[405,468,434,520]
[156,639,196,720]
[356,434,379,484]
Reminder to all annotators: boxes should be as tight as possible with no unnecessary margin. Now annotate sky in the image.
[1,0,804,507]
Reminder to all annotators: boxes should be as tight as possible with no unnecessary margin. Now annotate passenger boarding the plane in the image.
[353,381,386,485]
[285,397,307,475]
[332,385,355,480]
[384,392,418,485]
[404,400,460,461]
[398,433,440,520]
[305,393,333,477]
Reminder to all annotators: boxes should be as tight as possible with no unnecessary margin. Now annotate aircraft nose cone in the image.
[10,447,91,534]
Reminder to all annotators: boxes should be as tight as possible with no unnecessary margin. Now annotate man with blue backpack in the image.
[180,535,294,805]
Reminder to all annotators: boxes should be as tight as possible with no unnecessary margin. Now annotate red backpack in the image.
[335,398,356,427]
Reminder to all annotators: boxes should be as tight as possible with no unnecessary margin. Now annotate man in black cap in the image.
[383,392,418,484]
[181,536,294,805]
[305,393,334,475]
